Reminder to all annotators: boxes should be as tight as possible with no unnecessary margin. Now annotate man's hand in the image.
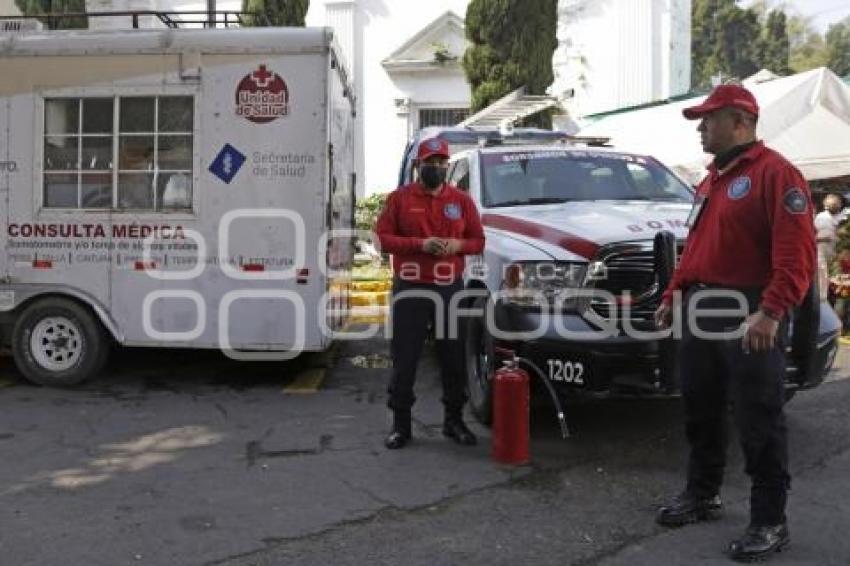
[439,239,463,256]
[654,303,673,329]
[422,237,446,255]
[741,310,780,353]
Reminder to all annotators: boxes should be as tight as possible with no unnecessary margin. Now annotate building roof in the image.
[382,11,466,73]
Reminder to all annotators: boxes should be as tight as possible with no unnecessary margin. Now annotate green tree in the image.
[825,17,850,77]
[691,0,724,87]
[758,10,791,75]
[14,0,87,29]
[355,193,387,233]
[716,5,762,79]
[788,13,829,72]
[241,0,308,27]
[692,0,763,87]
[462,0,558,113]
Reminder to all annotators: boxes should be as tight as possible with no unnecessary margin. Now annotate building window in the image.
[43,96,194,210]
[418,107,470,128]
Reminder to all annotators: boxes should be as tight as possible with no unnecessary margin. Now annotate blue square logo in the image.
[209,143,246,184]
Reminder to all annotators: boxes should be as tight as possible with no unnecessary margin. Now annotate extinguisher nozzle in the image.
[557,412,570,439]
[518,358,571,440]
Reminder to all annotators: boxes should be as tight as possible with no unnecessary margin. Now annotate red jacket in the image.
[375,182,485,283]
[662,141,816,318]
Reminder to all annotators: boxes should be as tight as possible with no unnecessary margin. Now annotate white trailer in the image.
[0,27,356,385]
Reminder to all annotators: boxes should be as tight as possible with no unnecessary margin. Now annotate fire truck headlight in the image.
[501,262,587,308]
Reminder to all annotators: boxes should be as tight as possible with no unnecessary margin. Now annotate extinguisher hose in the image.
[518,358,570,439]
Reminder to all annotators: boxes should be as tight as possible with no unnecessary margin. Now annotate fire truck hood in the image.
[481,200,692,261]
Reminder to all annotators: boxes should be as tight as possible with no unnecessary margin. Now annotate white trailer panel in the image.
[0,28,355,385]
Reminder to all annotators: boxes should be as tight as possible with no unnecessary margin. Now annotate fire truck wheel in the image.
[464,296,494,425]
[12,298,109,387]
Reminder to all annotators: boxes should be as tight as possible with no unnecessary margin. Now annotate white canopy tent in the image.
[578,67,850,183]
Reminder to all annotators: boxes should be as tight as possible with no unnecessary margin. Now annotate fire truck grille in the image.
[587,243,684,326]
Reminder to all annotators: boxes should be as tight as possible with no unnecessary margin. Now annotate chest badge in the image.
[727,176,751,200]
[444,203,462,220]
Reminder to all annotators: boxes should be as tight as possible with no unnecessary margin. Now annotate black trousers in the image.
[387,278,467,418]
[679,287,790,526]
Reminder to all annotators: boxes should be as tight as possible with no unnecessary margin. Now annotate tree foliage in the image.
[759,10,791,76]
[14,0,87,29]
[825,17,850,78]
[788,13,829,73]
[694,1,848,79]
[241,0,308,27]
[692,0,764,87]
[462,0,558,113]
[355,193,387,232]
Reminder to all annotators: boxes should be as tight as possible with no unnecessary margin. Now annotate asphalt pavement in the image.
[0,337,848,566]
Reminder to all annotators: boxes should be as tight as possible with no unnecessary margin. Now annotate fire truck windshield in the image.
[480,150,693,208]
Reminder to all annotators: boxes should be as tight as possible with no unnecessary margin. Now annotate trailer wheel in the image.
[464,296,494,425]
[12,298,109,387]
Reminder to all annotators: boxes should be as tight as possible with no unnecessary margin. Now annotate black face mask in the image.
[420,165,446,189]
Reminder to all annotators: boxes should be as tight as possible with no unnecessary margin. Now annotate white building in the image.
[0,0,21,17]
[551,0,692,118]
[305,0,473,195]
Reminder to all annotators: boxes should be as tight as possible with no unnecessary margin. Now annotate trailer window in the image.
[42,96,194,211]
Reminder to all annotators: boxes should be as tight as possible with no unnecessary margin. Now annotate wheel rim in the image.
[466,316,494,406]
[29,316,83,372]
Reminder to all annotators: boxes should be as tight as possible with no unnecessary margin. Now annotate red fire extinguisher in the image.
[492,358,530,465]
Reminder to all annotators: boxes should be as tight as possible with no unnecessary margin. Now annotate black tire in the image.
[464,296,495,425]
[11,297,109,387]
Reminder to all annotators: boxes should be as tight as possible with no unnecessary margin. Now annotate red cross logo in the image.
[251,65,274,87]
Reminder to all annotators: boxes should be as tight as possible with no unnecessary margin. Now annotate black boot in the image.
[727,523,789,562]
[385,410,411,450]
[443,416,477,446]
[656,491,723,527]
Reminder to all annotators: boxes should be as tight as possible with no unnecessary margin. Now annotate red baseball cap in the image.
[682,84,759,120]
[417,137,450,160]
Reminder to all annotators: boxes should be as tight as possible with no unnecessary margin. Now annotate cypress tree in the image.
[462,0,558,113]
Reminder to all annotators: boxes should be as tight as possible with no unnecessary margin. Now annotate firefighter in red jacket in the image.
[375,138,485,450]
[654,84,815,562]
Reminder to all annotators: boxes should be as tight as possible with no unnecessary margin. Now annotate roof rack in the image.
[0,18,43,32]
[0,11,254,30]
[412,126,612,149]
[562,134,612,147]
[480,133,612,148]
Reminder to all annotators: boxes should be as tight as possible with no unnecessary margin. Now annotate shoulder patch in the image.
[783,187,808,215]
[727,176,751,200]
